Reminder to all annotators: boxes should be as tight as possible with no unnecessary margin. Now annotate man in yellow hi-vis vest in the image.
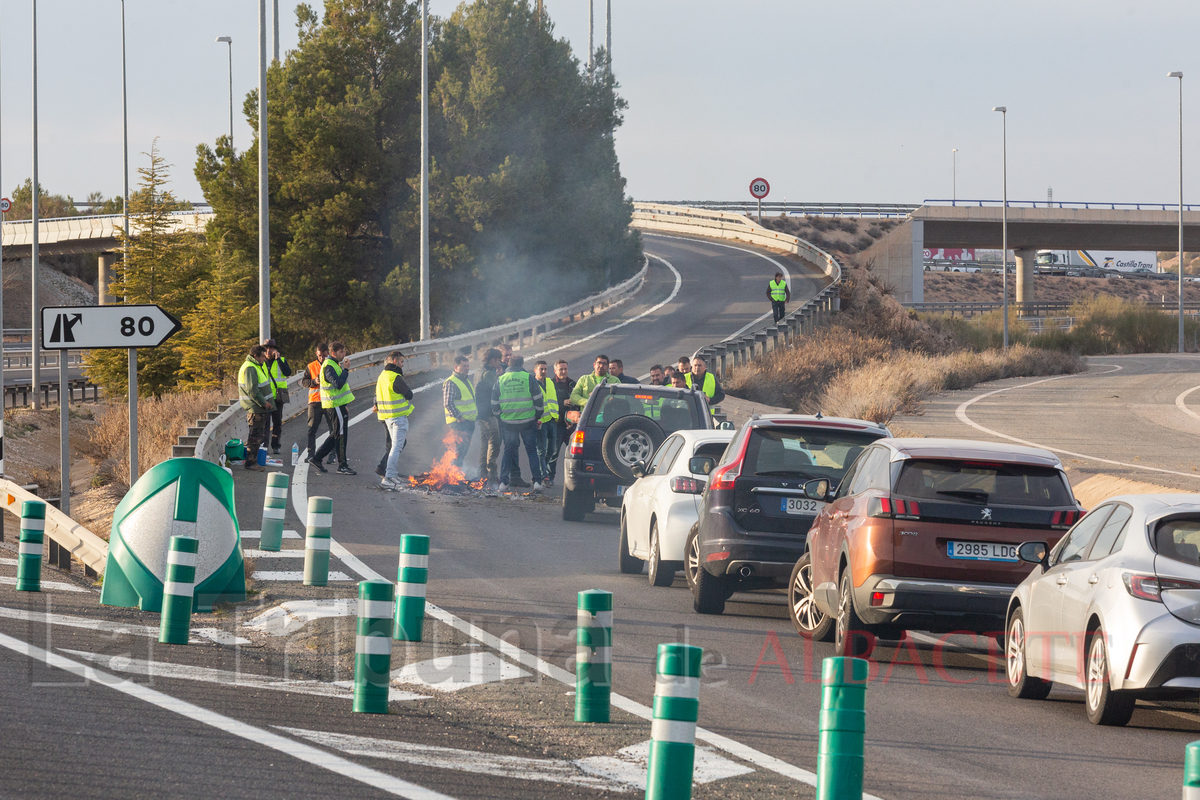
[237,344,275,472]
[533,360,559,487]
[685,355,725,413]
[310,342,356,475]
[768,271,791,323]
[374,351,415,490]
[442,355,477,469]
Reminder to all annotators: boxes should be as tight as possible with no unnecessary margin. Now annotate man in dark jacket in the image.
[262,338,293,454]
[474,348,504,487]
[547,359,575,484]
[609,359,639,384]
[310,342,356,475]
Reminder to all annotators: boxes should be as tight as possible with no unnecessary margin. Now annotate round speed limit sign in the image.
[0,198,10,214]
[749,178,770,200]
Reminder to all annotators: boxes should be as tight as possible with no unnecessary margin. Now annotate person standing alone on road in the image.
[301,344,329,462]
[375,351,415,490]
[533,360,559,487]
[442,355,477,469]
[310,342,356,475]
[262,339,293,454]
[238,345,275,472]
[768,271,790,323]
[475,348,504,488]
[493,355,544,492]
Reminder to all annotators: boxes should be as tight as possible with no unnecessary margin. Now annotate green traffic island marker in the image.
[304,496,333,587]
[1187,740,1200,799]
[817,656,869,800]
[646,642,703,800]
[160,536,199,645]
[394,534,429,642]
[259,472,290,552]
[15,500,47,592]
[354,579,395,714]
[576,589,613,724]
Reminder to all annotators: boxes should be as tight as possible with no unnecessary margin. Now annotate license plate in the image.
[947,541,1018,562]
[782,497,823,515]
[617,485,626,496]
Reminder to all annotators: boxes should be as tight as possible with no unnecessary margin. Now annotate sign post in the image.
[41,304,182,517]
[749,177,770,223]
[0,199,8,478]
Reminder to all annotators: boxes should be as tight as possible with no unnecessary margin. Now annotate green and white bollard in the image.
[159,535,199,645]
[646,642,703,800]
[394,534,429,641]
[576,589,613,723]
[259,472,289,552]
[1185,741,1200,799]
[303,496,332,587]
[354,579,394,714]
[817,656,869,800]
[16,500,47,592]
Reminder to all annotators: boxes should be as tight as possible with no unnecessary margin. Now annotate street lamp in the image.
[216,37,233,148]
[952,148,958,203]
[1170,71,1184,353]
[993,106,1008,349]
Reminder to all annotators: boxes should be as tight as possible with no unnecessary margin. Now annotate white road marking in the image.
[278,727,753,794]
[391,651,531,692]
[241,529,301,539]
[954,364,1200,480]
[0,557,16,565]
[1176,384,1200,422]
[244,549,306,558]
[0,632,454,800]
[0,575,90,593]
[251,571,353,582]
[244,598,357,636]
[59,648,426,701]
[0,605,251,646]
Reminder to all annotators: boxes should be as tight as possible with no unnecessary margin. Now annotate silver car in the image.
[1005,494,1200,725]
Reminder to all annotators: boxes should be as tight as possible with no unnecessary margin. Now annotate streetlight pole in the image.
[31,0,41,411]
[273,0,280,63]
[122,0,136,483]
[993,106,1008,349]
[952,148,958,204]
[258,0,270,341]
[216,37,233,148]
[419,0,430,340]
[1171,71,1185,353]
[588,0,594,76]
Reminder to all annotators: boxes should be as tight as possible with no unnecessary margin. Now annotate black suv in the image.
[562,383,715,521]
[687,414,891,614]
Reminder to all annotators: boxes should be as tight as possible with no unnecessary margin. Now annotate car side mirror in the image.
[718,421,735,430]
[688,456,716,476]
[631,461,646,479]
[1017,541,1048,566]
[803,478,830,502]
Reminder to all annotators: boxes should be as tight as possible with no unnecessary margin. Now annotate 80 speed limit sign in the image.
[749,178,770,199]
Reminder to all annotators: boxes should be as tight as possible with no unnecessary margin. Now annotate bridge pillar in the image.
[1014,248,1037,308]
[97,254,113,305]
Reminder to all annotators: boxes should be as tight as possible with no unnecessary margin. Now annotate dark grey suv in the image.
[687,414,891,615]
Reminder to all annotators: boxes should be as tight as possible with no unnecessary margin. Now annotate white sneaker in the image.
[531,482,543,491]
[380,477,398,491]
[498,482,509,492]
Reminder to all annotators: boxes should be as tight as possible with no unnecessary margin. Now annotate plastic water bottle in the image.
[291,443,299,467]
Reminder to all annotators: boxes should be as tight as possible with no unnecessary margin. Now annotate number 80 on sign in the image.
[749,178,770,199]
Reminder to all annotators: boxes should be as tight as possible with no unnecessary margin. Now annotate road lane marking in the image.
[0,605,250,645]
[954,364,1200,480]
[1176,384,1200,422]
[241,529,302,539]
[0,632,454,800]
[0,575,89,593]
[391,651,531,692]
[251,570,354,582]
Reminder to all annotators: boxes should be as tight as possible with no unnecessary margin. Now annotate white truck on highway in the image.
[1036,249,1157,273]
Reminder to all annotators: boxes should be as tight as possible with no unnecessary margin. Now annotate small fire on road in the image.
[407,430,488,493]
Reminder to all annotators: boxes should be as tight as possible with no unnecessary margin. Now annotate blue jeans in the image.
[383,416,409,480]
[535,419,558,480]
[500,422,542,485]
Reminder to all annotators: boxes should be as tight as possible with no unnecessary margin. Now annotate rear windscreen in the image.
[743,428,883,482]
[1155,518,1200,567]
[587,392,699,434]
[894,459,1072,507]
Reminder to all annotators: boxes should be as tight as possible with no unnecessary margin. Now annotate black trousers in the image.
[771,300,786,323]
[269,403,284,449]
[306,402,326,457]
[313,406,349,466]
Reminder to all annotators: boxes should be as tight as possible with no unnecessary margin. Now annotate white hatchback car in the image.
[1006,494,1200,725]
[618,429,735,586]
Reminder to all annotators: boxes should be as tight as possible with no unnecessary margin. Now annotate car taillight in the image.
[709,462,740,491]
[1051,509,1082,527]
[868,497,920,519]
[1120,573,1200,602]
[670,476,705,494]
[569,430,584,456]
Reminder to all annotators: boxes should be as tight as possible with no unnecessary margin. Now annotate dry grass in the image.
[83,389,228,490]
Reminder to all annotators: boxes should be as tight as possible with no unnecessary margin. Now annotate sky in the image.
[1,1,1198,207]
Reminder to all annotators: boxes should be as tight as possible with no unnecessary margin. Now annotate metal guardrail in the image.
[630,203,842,379]
[0,479,107,575]
[907,300,1200,318]
[924,198,1200,212]
[185,257,651,462]
[643,200,918,218]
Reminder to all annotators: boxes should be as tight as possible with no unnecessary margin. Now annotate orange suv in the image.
[800,438,1083,655]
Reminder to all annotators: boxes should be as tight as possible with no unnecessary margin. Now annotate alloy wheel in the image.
[1007,616,1025,687]
[791,562,822,631]
[1087,635,1107,713]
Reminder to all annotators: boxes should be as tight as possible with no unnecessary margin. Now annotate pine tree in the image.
[178,242,257,391]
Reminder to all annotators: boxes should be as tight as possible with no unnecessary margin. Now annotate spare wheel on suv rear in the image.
[602,416,665,482]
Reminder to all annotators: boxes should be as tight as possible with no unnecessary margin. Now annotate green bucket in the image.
[225,439,246,462]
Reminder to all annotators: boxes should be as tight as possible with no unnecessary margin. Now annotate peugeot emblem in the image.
[981,508,993,520]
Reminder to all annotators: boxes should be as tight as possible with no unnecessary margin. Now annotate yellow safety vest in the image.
[375,371,414,420]
[267,357,288,396]
[443,373,477,424]
[240,359,272,404]
[320,358,356,409]
[686,372,717,414]
[497,370,537,423]
[769,279,787,301]
[538,377,558,423]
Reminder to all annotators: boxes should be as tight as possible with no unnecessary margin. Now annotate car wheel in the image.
[835,568,876,658]
[562,483,591,522]
[1085,627,1136,726]
[601,416,665,483]
[648,521,675,587]
[788,553,833,641]
[692,561,727,615]
[1006,608,1052,700]
[684,525,701,591]
[618,513,644,574]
